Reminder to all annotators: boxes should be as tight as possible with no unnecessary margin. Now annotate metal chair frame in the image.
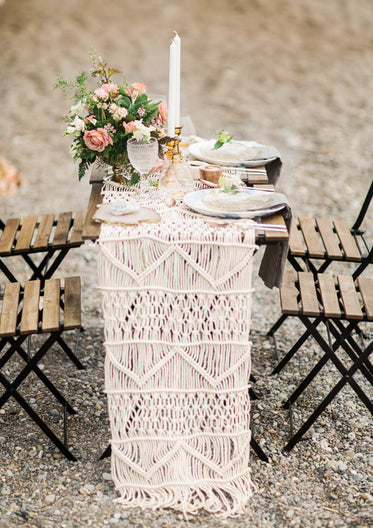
[277,273,373,452]
[0,278,82,461]
[267,179,373,369]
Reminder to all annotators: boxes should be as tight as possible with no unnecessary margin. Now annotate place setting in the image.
[185,129,282,185]
[188,138,277,167]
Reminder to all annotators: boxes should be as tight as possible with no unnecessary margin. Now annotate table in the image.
[82,170,289,517]
[82,169,289,247]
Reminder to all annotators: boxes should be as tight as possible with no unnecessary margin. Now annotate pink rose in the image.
[158,100,168,123]
[83,128,113,152]
[123,121,137,133]
[94,87,109,100]
[102,83,119,96]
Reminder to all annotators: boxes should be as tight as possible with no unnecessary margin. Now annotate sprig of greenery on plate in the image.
[213,129,233,150]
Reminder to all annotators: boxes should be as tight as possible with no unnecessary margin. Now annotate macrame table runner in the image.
[97,184,258,517]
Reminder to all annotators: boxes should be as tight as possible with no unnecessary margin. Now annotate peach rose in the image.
[131,82,146,94]
[84,115,97,125]
[83,128,113,152]
[125,82,147,98]
[158,100,168,123]
[123,121,137,133]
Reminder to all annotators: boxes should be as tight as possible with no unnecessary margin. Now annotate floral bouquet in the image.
[56,52,168,184]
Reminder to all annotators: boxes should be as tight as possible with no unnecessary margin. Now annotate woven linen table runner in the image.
[97,185,257,517]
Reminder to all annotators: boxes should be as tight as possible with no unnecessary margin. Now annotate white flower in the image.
[65,125,77,135]
[70,101,85,115]
[133,129,146,141]
[72,115,85,132]
[132,120,155,141]
[64,115,86,136]
[109,103,128,121]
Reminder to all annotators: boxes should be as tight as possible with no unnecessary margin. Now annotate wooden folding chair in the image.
[0,276,82,461]
[0,210,86,284]
[276,270,373,452]
[268,178,373,368]
[287,178,373,277]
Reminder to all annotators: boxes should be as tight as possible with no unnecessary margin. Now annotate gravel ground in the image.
[1,0,373,527]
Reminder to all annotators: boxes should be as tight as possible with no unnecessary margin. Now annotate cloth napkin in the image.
[93,203,162,225]
[266,156,283,186]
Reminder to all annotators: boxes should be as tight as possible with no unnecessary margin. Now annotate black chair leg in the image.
[283,340,373,452]
[0,370,77,461]
[250,434,269,462]
[99,444,112,460]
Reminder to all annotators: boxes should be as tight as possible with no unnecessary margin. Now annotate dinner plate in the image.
[188,140,277,167]
[183,189,287,219]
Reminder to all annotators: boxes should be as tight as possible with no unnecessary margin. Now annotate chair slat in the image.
[316,218,343,260]
[14,215,38,253]
[318,273,341,318]
[69,210,86,246]
[20,281,41,335]
[64,276,81,329]
[299,272,320,316]
[333,219,361,261]
[0,218,21,255]
[33,214,55,250]
[42,279,60,332]
[289,218,306,256]
[298,217,325,259]
[52,212,72,249]
[280,270,299,314]
[338,275,363,320]
[0,282,21,337]
[357,276,373,321]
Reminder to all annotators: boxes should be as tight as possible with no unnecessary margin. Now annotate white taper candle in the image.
[173,32,181,127]
[168,39,177,137]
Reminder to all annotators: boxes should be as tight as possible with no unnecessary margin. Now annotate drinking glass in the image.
[127,137,159,193]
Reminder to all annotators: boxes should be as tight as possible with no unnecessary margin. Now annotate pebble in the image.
[45,494,56,504]
[337,462,348,472]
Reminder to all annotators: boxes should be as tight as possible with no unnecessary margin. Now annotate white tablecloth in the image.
[97,184,258,517]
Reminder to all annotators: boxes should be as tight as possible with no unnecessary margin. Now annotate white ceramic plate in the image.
[188,140,277,167]
[183,189,287,219]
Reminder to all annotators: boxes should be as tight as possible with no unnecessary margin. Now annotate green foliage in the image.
[117,94,131,108]
[217,176,239,193]
[128,168,141,186]
[55,72,89,102]
[213,129,233,150]
[78,158,94,181]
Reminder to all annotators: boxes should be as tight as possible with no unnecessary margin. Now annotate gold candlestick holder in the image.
[158,126,194,200]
